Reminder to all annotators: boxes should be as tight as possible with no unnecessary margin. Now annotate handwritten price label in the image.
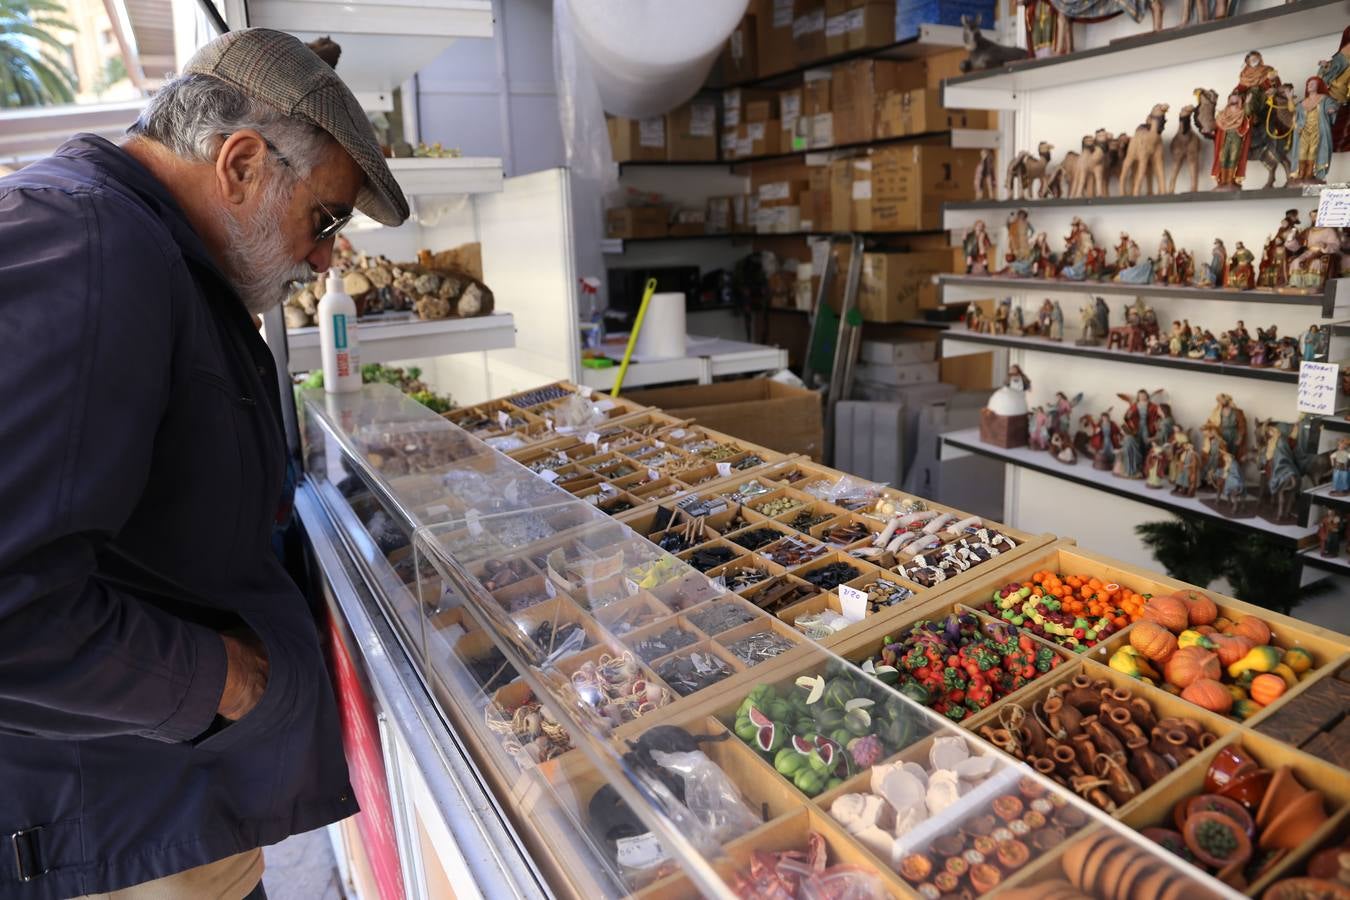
[839,585,868,622]
[1298,360,1339,415]
[1315,186,1350,228]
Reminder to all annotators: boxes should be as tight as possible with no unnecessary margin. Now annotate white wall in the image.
[949,3,1347,566]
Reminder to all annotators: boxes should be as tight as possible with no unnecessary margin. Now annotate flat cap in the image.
[184,28,409,226]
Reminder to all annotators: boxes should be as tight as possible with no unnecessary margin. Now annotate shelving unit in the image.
[944,186,1308,214]
[603,228,947,252]
[943,427,1316,545]
[940,331,1300,384]
[285,313,516,372]
[941,0,1346,109]
[575,337,788,391]
[1299,547,1350,574]
[385,157,504,197]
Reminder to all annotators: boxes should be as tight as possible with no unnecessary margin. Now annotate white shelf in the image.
[1300,547,1350,574]
[285,313,515,372]
[386,157,504,197]
[246,0,494,97]
[577,337,787,390]
[941,0,1345,110]
[942,426,1315,544]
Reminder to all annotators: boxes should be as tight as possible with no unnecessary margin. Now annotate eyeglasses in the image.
[263,140,353,242]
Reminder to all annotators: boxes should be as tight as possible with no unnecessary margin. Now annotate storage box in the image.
[895,0,996,40]
[854,359,938,385]
[830,59,912,145]
[876,87,992,138]
[857,250,959,322]
[802,69,832,115]
[808,112,834,149]
[744,97,777,122]
[605,206,667,239]
[792,1,826,64]
[739,119,781,157]
[850,158,873,229]
[778,86,803,142]
[825,1,894,55]
[869,145,981,230]
[755,0,797,75]
[706,196,738,234]
[622,379,825,461]
[721,12,758,83]
[665,101,718,161]
[722,87,777,130]
[607,116,666,162]
[828,158,854,231]
[860,338,937,364]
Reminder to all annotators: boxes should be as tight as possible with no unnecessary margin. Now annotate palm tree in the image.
[1,0,78,108]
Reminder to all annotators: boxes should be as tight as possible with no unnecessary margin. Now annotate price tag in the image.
[465,508,483,537]
[601,442,611,454]
[624,577,641,596]
[585,431,601,446]
[839,585,868,623]
[716,462,733,478]
[1298,360,1340,414]
[648,468,660,482]
[1316,185,1350,227]
[668,428,687,440]
[616,832,667,870]
[595,399,616,412]
[579,385,593,398]
[638,117,665,148]
[496,410,511,429]
[772,0,792,27]
[539,469,560,483]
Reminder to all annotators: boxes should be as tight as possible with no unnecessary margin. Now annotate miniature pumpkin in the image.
[1142,595,1189,633]
[1227,645,1282,680]
[1228,616,1271,645]
[1165,646,1221,689]
[1231,699,1263,721]
[1181,678,1233,714]
[1283,647,1314,674]
[1211,634,1254,668]
[1129,621,1178,662]
[1173,590,1218,627]
[1249,674,1287,706]
[1195,625,1218,635]
[1213,616,1235,631]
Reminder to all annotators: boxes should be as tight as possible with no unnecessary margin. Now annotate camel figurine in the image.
[1168,105,1202,193]
[1007,142,1053,200]
[1120,103,1168,195]
[1106,132,1131,194]
[1048,138,1087,198]
[1071,130,1110,198]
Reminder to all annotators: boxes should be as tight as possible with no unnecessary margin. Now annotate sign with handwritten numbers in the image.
[1297,360,1339,415]
[1315,185,1350,228]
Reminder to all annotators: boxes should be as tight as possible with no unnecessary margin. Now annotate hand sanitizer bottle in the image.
[317,269,360,393]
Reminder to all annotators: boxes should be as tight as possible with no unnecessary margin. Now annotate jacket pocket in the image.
[192,606,293,755]
[190,368,255,408]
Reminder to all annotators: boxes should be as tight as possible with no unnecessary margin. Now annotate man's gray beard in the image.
[218,175,313,316]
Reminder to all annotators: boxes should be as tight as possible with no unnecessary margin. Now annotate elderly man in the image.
[0,29,407,900]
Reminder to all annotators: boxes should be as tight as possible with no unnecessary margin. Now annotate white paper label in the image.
[730,29,744,60]
[852,179,873,200]
[772,0,793,27]
[496,409,511,429]
[760,181,791,201]
[579,385,594,398]
[844,7,864,31]
[1298,360,1340,414]
[781,93,802,124]
[803,67,832,83]
[539,469,560,483]
[793,9,824,38]
[811,113,833,147]
[465,508,483,537]
[839,585,868,622]
[689,103,716,137]
[748,123,766,141]
[826,12,850,37]
[716,462,733,478]
[617,832,668,869]
[737,137,753,157]
[654,440,665,449]
[1316,186,1350,227]
[595,399,616,411]
[638,117,665,148]
[585,431,601,446]
[669,428,687,439]
[648,468,660,481]
[440,623,466,644]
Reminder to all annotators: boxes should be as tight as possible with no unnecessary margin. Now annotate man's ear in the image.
[216,129,270,207]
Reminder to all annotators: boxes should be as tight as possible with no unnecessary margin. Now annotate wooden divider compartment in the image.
[738,573,822,618]
[758,532,831,571]
[592,591,671,638]
[708,557,784,595]
[651,571,725,612]
[963,656,1241,821]
[648,641,748,698]
[791,551,881,595]
[677,537,751,575]
[716,617,808,669]
[810,512,886,549]
[682,595,765,637]
[1121,729,1350,895]
[622,614,710,666]
[512,595,607,662]
[778,501,849,535]
[723,519,798,553]
[747,487,816,521]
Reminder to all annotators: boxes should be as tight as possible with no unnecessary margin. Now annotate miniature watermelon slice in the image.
[747,705,773,728]
[755,722,777,752]
[791,734,815,754]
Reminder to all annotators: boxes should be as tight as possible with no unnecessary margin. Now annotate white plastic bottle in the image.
[317,269,361,393]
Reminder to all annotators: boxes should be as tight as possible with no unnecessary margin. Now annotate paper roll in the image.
[634,292,687,361]
[569,0,750,119]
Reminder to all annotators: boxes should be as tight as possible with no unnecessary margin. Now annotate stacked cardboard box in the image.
[752,163,809,233]
[756,0,797,76]
[607,116,666,162]
[830,59,912,145]
[720,13,758,83]
[857,249,961,321]
[868,145,980,230]
[606,207,668,240]
[665,101,718,161]
[802,68,834,149]
[792,0,826,64]
[876,88,994,138]
[824,0,894,55]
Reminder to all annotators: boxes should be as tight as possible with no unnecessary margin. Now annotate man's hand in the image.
[217,631,269,721]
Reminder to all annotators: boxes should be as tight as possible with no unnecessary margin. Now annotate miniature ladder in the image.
[801,234,865,466]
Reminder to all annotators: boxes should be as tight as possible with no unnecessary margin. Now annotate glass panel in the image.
[302,383,1241,900]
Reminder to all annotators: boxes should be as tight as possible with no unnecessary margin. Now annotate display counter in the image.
[298,382,1349,900]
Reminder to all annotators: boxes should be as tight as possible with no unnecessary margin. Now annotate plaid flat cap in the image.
[184,28,409,226]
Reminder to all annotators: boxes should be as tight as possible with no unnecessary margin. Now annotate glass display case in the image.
[301,384,1244,900]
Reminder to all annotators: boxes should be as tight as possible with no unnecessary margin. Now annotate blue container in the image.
[895,0,996,40]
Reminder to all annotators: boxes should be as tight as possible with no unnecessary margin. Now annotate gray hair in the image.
[129,74,330,177]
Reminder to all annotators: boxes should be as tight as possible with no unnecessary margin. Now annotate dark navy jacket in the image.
[0,135,357,898]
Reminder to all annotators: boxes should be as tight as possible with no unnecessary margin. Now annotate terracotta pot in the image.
[1084,716,1125,760]
[1262,878,1350,900]
[1216,855,1249,890]
[1128,696,1157,733]
[1218,767,1272,811]
[1256,766,1308,831]
[1128,742,1174,787]
[1045,694,1084,737]
[1185,793,1255,838]
[1063,674,1099,711]
[1259,789,1327,851]
[1183,810,1253,870]
[1307,844,1350,879]
[1205,744,1259,794]
[1141,827,1188,858]
[1071,732,1098,772]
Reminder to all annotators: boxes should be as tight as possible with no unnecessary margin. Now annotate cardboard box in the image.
[896,0,996,40]
[860,338,937,364]
[857,250,959,322]
[745,97,777,123]
[607,116,666,162]
[782,116,810,152]
[622,379,825,461]
[797,190,815,231]
[809,112,834,148]
[825,2,894,56]
[723,87,777,129]
[876,87,991,137]
[828,158,854,231]
[666,101,718,161]
[606,206,668,239]
[707,196,738,233]
[756,0,797,76]
[807,164,832,227]
[721,13,758,83]
[803,69,832,115]
[854,359,939,385]
[830,59,912,145]
[779,86,803,136]
[825,0,859,14]
[869,145,981,230]
[850,158,873,230]
[740,119,781,157]
[792,1,826,64]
